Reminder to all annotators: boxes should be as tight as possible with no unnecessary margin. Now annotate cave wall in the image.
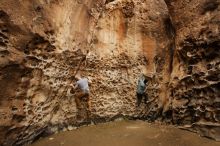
[0,0,172,145]
[166,0,220,141]
[0,0,219,145]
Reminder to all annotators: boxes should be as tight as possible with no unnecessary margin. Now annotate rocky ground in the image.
[0,0,219,145]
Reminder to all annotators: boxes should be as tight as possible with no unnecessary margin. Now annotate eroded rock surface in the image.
[0,0,219,145]
[165,0,220,141]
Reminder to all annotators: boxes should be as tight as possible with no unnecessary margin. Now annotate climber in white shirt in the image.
[72,74,91,122]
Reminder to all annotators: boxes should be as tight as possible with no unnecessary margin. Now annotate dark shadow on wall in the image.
[105,0,115,4]
[201,0,219,14]
[163,16,176,74]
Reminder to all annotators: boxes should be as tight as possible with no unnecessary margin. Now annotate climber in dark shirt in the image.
[136,74,148,107]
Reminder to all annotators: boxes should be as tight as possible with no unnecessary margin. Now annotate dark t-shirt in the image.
[137,78,146,94]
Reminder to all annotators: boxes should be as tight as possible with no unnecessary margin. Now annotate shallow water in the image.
[32,120,220,146]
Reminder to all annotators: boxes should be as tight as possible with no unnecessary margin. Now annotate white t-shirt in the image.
[76,78,89,93]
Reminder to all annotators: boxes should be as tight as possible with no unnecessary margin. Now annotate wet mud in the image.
[31,120,220,146]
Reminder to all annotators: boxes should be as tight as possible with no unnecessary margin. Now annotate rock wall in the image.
[165,0,220,141]
[0,0,219,145]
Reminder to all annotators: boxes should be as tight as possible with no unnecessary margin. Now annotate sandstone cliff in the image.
[0,0,219,145]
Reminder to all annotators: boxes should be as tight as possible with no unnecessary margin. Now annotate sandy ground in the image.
[31,120,220,146]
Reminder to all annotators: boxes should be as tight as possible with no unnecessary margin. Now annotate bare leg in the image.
[83,93,91,120]
[74,92,85,109]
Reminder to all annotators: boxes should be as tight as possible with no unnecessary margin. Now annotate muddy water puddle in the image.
[32,120,219,146]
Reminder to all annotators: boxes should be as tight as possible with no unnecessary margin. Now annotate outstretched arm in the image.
[73,83,78,90]
[87,77,92,84]
[70,83,78,94]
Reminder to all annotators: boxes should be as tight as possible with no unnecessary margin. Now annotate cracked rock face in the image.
[0,0,219,145]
